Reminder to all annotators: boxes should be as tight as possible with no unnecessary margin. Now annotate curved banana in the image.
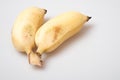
[35,11,91,66]
[12,7,47,66]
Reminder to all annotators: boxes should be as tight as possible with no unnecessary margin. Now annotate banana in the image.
[35,11,91,66]
[12,7,47,66]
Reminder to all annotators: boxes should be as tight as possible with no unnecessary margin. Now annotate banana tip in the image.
[87,16,92,21]
[44,9,47,14]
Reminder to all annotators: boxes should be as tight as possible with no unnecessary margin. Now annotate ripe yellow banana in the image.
[12,7,47,66]
[35,11,91,66]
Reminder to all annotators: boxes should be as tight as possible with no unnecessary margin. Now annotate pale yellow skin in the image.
[35,11,89,55]
[12,7,46,66]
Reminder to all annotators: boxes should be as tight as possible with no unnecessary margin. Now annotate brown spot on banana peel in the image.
[53,27,61,42]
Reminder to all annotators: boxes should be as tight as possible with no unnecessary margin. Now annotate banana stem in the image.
[27,51,43,67]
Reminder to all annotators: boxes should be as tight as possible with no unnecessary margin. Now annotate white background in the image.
[0,0,120,80]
